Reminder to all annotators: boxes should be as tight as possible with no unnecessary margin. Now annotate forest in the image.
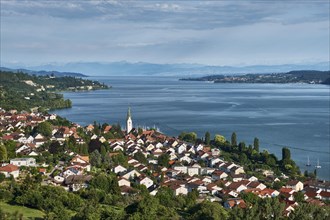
[0,71,109,112]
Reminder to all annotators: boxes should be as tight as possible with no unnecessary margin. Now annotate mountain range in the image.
[2,61,329,76]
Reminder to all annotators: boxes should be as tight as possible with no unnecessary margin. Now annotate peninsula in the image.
[0,70,109,112]
[181,70,330,84]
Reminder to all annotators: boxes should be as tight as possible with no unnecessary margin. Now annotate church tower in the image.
[126,107,133,134]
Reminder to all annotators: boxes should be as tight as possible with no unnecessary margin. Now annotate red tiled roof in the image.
[0,164,19,172]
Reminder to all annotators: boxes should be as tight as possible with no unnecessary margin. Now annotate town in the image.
[0,107,329,219]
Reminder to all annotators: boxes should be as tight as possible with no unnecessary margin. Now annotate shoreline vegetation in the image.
[0,71,110,112]
[180,70,330,84]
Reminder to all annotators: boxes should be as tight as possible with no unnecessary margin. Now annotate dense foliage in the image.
[0,71,108,112]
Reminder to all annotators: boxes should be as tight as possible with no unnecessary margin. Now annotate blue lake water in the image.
[51,76,330,180]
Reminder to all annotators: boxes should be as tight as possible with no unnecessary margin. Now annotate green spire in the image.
[127,107,132,119]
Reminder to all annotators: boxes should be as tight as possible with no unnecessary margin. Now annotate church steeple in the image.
[126,107,133,134]
[127,107,132,120]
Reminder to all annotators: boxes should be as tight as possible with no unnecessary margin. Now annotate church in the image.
[126,107,133,134]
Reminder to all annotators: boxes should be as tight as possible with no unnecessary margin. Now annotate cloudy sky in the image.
[1,0,329,67]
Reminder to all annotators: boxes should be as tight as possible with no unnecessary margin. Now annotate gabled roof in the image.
[286,180,302,186]
[0,164,19,172]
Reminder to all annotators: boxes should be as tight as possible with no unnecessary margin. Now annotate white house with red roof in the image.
[0,164,19,178]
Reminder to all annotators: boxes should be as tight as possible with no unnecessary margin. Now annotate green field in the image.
[0,202,44,219]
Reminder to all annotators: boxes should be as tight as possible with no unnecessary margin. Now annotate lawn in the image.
[0,202,45,219]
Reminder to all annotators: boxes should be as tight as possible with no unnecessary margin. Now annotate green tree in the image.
[0,145,8,161]
[49,141,65,155]
[3,141,16,159]
[253,137,259,152]
[88,139,102,153]
[158,153,170,167]
[290,203,330,219]
[156,187,175,208]
[189,200,228,220]
[134,151,147,164]
[294,191,305,203]
[90,150,102,167]
[100,145,107,157]
[205,131,211,145]
[179,132,197,143]
[231,132,237,146]
[282,147,291,161]
[35,121,52,137]
[214,134,226,145]
[138,127,143,136]
[259,198,285,220]
[238,142,246,152]
[0,173,5,183]
[75,202,101,220]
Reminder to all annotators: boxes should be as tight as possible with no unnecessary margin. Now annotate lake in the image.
[52,76,330,180]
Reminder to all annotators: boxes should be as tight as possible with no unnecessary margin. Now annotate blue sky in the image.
[1,0,329,67]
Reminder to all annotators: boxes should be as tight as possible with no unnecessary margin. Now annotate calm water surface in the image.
[52,76,330,180]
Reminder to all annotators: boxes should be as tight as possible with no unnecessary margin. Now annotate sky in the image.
[0,0,329,67]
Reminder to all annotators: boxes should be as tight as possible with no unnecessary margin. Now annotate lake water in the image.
[52,76,330,180]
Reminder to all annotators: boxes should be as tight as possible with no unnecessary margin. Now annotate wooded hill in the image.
[0,71,109,112]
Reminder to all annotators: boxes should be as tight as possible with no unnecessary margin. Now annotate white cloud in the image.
[0,0,329,66]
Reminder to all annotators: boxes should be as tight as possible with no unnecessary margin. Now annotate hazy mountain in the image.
[3,61,329,77]
[0,67,87,77]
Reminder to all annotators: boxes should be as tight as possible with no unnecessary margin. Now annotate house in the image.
[259,188,279,198]
[122,170,141,180]
[86,124,94,132]
[286,180,303,192]
[148,184,159,196]
[65,175,92,191]
[209,158,223,167]
[187,180,207,193]
[179,155,192,164]
[138,176,154,189]
[206,183,222,195]
[176,143,187,154]
[248,176,258,182]
[120,185,136,195]
[173,166,188,174]
[155,142,163,149]
[146,144,155,151]
[54,175,65,184]
[247,181,266,190]
[228,182,248,193]
[230,166,245,175]
[113,145,124,151]
[212,170,228,180]
[15,144,30,154]
[63,167,80,177]
[118,177,131,187]
[113,165,127,174]
[200,167,215,175]
[10,158,36,167]
[152,148,163,157]
[170,184,188,196]
[103,125,112,133]
[220,162,236,173]
[187,167,199,176]
[224,198,246,209]
[70,155,91,172]
[0,164,19,178]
